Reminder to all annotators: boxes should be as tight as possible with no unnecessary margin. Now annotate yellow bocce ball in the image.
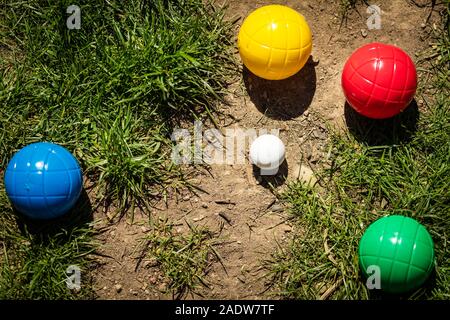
[238,5,313,80]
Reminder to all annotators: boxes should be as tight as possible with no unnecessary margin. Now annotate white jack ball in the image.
[249,134,285,175]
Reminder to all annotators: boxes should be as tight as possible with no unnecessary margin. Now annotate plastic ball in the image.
[238,5,312,80]
[359,215,435,294]
[249,134,285,174]
[4,142,83,220]
[342,43,417,119]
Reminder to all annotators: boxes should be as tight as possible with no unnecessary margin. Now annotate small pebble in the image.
[129,289,138,296]
[270,203,284,212]
[143,259,158,268]
[193,215,205,222]
[114,284,123,293]
[158,283,168,292]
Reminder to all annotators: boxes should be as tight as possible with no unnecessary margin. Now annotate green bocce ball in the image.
[358,215,435,294]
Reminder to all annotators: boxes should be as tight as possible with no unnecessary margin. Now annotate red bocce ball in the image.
[342,43,417,119]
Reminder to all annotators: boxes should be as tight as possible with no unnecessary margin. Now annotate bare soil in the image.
[92,0,441,300]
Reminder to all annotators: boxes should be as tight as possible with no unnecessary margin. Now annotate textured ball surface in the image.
[249,134,285,170]
[359,215,435,294]
[238,5,312,80]
[4,142,83,220]
[342,43,417,119]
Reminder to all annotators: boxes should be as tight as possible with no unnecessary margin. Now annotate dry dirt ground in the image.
[92,0,440,299]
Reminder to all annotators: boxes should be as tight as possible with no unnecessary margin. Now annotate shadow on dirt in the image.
[243,56,318,120]
[344,99,420,146]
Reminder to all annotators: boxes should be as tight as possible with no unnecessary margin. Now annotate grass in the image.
[0,187,97,299]
[267,9,450,299]
[339,0,359,13]
[0,0,235,218]
[338,0,361,26]
[141,218,217,299]
[0,226,96,299]
[0,0,236,299]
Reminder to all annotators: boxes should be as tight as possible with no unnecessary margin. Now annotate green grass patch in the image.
[0,227,96,299]
[0,188,97,299]
[142,218,217,298]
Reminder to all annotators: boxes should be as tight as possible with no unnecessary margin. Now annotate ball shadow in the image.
[243,56,318,120]
[344,99,420,146]
[14,188,94,242]
[252,159,288,189]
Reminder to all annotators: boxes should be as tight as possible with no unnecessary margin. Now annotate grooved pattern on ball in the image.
[342,43,417,119]
[359,215,435,294]
[238,5,312,80]
[4,142,83,219]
